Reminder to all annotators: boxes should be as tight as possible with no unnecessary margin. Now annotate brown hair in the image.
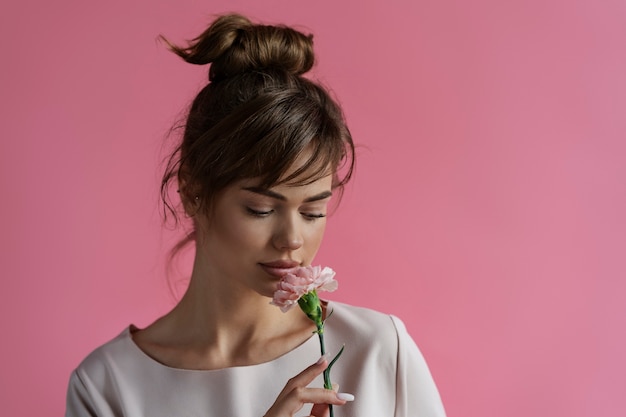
[160,14,355,238]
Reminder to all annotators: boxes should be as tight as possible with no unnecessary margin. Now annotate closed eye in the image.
[302,212,327,220]
[246,207,273,217]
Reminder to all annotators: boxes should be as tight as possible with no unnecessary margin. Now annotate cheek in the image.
[207,210,264,252]
[305,221,327,252]
[221,220,266,250]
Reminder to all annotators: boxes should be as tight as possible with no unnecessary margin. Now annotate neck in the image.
[162,253,313,363]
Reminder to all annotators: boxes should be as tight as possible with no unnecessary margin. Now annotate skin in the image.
[133,161,349,416]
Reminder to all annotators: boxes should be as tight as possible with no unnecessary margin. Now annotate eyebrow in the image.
[242,186,333,203]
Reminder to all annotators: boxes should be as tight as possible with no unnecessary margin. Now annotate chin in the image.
[255,283,278,299]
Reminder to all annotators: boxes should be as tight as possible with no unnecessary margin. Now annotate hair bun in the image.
[164,14,315,81]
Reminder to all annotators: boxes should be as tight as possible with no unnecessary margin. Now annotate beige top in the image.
[66,302,446,417]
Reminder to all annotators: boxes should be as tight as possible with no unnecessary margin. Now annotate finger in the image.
[296,387,351,406]
[309,403,330,417]
[282,355,329,392]
[265,357,331,416]
[309,390,354,417]
[267,386,348,417]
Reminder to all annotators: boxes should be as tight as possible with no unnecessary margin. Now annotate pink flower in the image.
[271,266,338,312]
[271,264,344,416]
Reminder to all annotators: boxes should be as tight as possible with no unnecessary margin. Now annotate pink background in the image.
[1,0,625,416]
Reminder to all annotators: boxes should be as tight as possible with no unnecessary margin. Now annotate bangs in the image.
[257,140,338,189]
[204,84,352,190]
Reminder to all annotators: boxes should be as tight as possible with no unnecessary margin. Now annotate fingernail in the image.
[336,393,355,401]
[316,353,330,365]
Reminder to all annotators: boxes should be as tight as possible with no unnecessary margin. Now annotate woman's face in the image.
[195,168,333,298]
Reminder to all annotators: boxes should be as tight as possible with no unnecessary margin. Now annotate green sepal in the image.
[298,290,323,327]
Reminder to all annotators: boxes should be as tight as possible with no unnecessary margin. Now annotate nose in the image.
[272,216,304,251]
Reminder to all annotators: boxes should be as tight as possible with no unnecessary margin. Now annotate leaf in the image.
[327,345,345,374]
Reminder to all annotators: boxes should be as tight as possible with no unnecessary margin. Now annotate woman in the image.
[66,13,446,417]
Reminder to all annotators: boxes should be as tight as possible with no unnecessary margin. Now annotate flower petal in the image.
[271,265,339,312]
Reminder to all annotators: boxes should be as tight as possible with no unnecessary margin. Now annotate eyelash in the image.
[303,213,327,221]
[246,208,272,217]
[245,208,326,220]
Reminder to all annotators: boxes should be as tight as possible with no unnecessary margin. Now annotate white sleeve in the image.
[65,370,98,417]
[391,315,447,417]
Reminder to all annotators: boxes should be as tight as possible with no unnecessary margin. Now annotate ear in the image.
[177,175,201,217]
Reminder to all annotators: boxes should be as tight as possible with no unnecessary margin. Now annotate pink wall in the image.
[1,0,625,415]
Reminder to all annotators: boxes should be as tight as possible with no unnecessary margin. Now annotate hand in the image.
[263,356,354,417]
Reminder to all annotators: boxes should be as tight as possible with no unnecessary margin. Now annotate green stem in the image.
[317,324,334,417]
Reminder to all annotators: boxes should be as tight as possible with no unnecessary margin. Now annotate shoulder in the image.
[66,328,138,416]
[325,302,447,416]
[72,327,138,385]
[327,300,407,332]
[325,301,407,354]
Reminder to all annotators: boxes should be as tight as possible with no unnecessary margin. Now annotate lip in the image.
[259,259,301,278]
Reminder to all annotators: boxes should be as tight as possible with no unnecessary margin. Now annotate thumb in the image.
[309,403,330,417]
[310,383,340,416]
[309,385,338,417]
